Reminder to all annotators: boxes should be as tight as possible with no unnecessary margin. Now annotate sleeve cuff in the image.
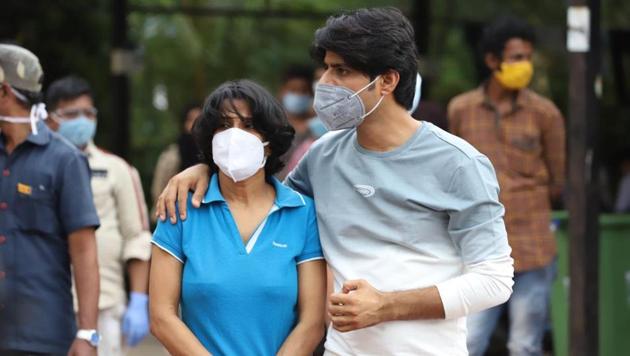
[151,240,184,263]
[435,278,467,320]
[123,231,152,262]
[64,214,100,235]
[435,259,515,320]
[296,250,324,264]
[297,256,325,265]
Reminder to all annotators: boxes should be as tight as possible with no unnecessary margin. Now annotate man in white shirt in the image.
[46,75,152,355]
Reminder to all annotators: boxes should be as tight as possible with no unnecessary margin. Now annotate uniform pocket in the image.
[15,182,59,237]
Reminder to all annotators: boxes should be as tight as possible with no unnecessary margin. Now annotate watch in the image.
[76,329,100,347]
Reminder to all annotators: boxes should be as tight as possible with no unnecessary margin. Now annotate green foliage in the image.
[4,0,630,207]
[127,0,406,202]
[0,0,113,145]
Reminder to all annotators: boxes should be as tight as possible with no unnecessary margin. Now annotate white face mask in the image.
[212,128,269,182]
[0,101,48,135]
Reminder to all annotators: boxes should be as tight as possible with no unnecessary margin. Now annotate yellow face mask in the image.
[494,61,534,90]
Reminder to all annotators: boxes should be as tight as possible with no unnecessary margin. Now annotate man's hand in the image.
[68,228,99,346]
[155,164,210,224]
[328,279,387,332]
[67,339,96,356]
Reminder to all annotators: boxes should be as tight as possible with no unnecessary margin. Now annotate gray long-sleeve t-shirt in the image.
[285,121,514,356]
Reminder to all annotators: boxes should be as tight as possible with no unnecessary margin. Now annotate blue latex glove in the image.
[122,292,149,347]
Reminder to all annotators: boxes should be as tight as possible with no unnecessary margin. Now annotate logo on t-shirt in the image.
[272,241,288,248]
[353,184,375,198]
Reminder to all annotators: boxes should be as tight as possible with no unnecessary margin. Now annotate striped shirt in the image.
[448,86,565,272]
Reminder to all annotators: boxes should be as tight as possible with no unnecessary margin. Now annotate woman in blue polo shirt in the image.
[149,80,327,356]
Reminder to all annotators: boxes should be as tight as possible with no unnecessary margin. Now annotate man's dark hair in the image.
[282,64,314,86]
[45,75,93,111]
[480,16,536,60]
[311,7,419,110]
[180,101,201,126]
[193,79,295,178]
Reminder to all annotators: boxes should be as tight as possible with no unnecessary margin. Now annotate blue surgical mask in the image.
[308,117,328,139]
[57,116,97,147]
[282,92,312,115]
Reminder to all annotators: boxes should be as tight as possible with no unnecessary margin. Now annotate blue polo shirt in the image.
[152,174,323,356]
[0,122,100,355]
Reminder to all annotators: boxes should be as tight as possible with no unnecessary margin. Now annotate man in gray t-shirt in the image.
[156,8,514,356]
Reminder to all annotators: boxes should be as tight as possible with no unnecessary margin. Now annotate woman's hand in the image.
[277,260,327,356]
[156,164,210,223]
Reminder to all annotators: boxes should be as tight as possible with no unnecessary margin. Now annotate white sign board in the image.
[567,6,590,53]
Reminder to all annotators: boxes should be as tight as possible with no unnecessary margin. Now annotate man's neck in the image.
[1,106,32,154]
[355,101,420,153]
[486,77,518,106]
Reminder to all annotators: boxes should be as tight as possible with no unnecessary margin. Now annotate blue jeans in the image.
[467,260,556,356]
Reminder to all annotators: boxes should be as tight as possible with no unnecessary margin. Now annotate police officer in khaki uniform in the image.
[45,75,152,356]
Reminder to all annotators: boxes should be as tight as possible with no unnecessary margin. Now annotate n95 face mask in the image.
[212,128,269,182]
[313,76,384,131]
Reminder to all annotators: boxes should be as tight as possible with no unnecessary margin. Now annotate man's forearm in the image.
[329,281,445,333]
[381,286,445,322]
[127,259,149,293]
[69,228,100,329]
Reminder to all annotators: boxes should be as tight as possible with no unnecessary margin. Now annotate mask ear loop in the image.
[353,75,384,119]
[349,75,381,99]
[28,103,48,135]
[408,73,422,114]
[362,94,385,119]
[260,141,270,167]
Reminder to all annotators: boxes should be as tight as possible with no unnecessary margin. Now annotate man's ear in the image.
[485,53,501,72]
[46,115,60,131]
[0,83,12,109]
[379,69,400,96]
[0,83,8,98]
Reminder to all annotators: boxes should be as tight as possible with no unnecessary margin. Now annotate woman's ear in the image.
[379,70,400,96]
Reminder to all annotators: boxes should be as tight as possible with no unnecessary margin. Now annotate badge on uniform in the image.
[17,182,32,195]
[91,169,108,178]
